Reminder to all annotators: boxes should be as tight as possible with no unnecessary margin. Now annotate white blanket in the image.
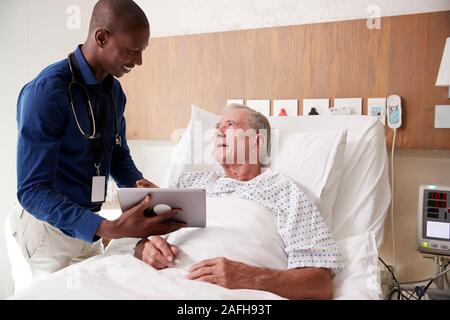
[11,197,381,300]
[12,197,287,300]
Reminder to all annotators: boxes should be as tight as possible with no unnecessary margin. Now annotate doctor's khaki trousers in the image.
[5,203,103,293]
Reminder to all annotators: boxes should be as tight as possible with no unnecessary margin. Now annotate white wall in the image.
[0,0,28,299]
[128,141,177,185]
[0,0,95,299]
[138,0,450,38]
[1,0,449,299]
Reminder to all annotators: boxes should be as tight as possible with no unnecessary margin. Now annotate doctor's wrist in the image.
[96,220,117,239]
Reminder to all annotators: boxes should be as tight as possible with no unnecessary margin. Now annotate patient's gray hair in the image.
[223,103,271,158]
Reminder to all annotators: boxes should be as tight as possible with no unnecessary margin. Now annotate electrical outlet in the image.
[329,107,352,115]
[334,98,362,115]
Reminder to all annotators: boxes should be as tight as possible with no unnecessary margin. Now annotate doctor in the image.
[9,0,185,281]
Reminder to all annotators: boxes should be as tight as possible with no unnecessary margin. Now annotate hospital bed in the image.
[9,111,390,300]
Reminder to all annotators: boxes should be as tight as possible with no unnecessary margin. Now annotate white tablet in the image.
[118,188,206,228]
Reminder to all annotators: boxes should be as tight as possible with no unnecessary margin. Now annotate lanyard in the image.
[91,96,108,175]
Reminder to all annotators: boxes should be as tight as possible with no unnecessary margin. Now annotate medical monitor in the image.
[417,185,450,256]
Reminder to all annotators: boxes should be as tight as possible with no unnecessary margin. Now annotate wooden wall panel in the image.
[121,11,450,149]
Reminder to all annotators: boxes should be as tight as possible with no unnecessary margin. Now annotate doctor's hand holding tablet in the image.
[136,178,159,189]
[97,179,194,240]
[96,194,187,240]
[117,187,207,227]
[98,182,208,240]
[131,187,208,269]
[119,187,207,265]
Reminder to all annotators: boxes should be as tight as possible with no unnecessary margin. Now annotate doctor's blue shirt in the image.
[16,46,143,243]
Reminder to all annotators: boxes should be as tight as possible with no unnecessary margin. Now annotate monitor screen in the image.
[426,221,450,240]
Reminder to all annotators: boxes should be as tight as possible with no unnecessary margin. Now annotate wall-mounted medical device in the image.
[387,95,402,129]
[417,184,450,256]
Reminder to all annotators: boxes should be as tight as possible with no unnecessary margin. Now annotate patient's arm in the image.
[187,257,333,300]
[134,236,179,269]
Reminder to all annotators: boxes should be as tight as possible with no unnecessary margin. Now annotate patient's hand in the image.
[186,257,333,300]
[186,257,255,289]
[134,236,179,269]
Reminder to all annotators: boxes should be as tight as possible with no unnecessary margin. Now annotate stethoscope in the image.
[67,53,122,147]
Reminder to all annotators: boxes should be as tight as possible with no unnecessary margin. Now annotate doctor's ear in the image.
[95,29,110,48]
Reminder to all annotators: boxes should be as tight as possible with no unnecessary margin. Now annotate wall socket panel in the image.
[334,98,362,115]
[368,98,387,126]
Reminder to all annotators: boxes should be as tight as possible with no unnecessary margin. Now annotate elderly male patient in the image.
[134,104,344,300]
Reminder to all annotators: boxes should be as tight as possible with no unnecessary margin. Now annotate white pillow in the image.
[333,231,382,300]
[270,129,347,228]
[160,105,220,187]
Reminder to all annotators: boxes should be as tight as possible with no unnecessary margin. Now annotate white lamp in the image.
[436,37,450,98]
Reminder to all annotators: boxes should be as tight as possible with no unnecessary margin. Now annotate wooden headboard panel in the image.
[121,11,450,149]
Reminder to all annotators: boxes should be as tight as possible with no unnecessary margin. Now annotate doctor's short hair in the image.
[222,103,271,158]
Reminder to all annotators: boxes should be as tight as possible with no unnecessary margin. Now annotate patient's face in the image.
[213,109,259,165]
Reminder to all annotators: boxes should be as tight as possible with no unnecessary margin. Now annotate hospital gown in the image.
[174,169,345,274]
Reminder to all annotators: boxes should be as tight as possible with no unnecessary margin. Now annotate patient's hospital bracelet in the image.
[177,304,272,318]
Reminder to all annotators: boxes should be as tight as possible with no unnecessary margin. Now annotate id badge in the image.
[91,176,106,203]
